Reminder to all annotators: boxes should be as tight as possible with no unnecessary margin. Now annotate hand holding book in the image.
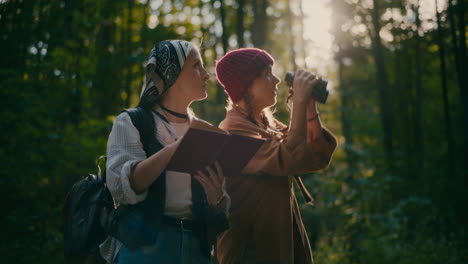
[194,161,224,206]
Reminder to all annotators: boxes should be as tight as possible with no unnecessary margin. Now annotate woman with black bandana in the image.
[100,40,230,263]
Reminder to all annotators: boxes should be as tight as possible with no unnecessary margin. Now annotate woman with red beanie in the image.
[214,48,337,264]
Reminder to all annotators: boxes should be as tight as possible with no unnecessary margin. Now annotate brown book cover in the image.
[166,120,265,176]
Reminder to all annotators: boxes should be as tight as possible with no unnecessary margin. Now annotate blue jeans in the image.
[114,225,210,264]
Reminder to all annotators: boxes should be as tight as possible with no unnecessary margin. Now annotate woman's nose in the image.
[203,68,210,81]
[273,74,280,84]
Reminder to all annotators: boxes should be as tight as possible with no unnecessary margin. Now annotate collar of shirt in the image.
[152,106,195,146]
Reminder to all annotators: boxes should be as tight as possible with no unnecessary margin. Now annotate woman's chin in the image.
[269,98,277,107]
[194,91,208,101]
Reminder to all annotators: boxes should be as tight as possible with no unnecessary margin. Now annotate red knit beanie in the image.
[215,48,275,103]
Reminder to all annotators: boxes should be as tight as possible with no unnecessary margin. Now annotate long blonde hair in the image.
[226,85,284,137]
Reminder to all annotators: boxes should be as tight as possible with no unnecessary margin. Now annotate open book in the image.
[166,120,265,176]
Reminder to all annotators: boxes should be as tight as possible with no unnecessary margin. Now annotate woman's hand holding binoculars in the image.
[292,70,321,104]
[285,70,329,104]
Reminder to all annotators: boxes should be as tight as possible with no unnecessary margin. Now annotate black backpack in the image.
[62,156,113,263]
[62,107,154,263]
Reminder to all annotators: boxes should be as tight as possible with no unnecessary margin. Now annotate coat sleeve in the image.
[242,126,337,177]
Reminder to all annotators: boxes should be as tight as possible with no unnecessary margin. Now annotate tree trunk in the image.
[219,0,228,53]
[197,0,208,117]
[298,0,307,68]
[413,1,424,172]
[456,0,468,87]
[394,35,414,188]
[95,6,117,118]
[140,0,150,51]
[217,0,228,105]
[448,0,464,96]
[286,0,297,71]
[63,0,82,124]
[448,1,468,155]
[455,0,468,226]
[455,0,468,169]
[371,0,394,169]
[236,0,245,48]
[337,52,355,176]
[125,0,134,108]
[252,0,268,49]
[435,0,455,176]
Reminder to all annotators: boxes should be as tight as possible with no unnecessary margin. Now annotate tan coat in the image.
[216,107,337,264]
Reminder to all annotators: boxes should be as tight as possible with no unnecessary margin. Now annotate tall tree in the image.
[456,0,468,90]
[252,0,268,49]
[454,0,468,225]
[455,0,468,170]
[286,0,297,70]
[413,1,424,171]
[447,0,464,96]
[435,0,455,176]
[63,0,82,124]
[94,3,120,118]
[216,0,229,106]
[331,0,356,175]
[448,1,468,160]
[298,0,307,68]
[140,0,150,51]
[337,51,355,175]
[236,0,246,48]
[370,0,394,169]
[219,0,229,53]
[124,0,134,108]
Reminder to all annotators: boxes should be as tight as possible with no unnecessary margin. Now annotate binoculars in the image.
[284,72,329,104]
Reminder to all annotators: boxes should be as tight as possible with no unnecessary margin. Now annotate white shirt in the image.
[105,110,192,217]
[164,121,192,217]
[101,109,193,262]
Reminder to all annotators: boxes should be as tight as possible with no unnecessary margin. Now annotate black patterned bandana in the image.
[139,40,193,109]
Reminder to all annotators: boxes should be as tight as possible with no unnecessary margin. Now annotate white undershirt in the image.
[164,121,192,218]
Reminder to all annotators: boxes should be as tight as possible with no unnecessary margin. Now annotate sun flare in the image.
[301,0,334,74]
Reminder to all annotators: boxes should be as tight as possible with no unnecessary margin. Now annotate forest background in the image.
[1,0,467,263]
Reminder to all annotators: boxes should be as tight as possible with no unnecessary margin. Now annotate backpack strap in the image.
[122,107,166,219]
[122,107,163,156]
[97,155,107,180]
